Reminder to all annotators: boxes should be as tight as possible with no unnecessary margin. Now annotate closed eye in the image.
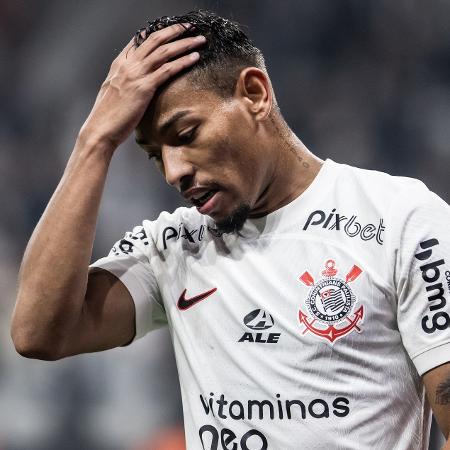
[177,126,198,145]
[136,124,198,161]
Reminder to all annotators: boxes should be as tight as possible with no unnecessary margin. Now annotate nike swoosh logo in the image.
[177,287,217,310]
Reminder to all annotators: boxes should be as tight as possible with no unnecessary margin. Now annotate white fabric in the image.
[91,159,450,449]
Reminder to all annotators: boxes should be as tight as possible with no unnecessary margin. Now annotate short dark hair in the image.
[134,10,266,96]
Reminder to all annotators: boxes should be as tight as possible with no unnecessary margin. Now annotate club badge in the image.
[298,259,364,343]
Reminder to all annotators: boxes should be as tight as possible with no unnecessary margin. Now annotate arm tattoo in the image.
[435,377,450,405]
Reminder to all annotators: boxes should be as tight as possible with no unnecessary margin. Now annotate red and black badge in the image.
[298,259,364,343]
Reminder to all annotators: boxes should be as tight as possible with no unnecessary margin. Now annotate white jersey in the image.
[91,159,450,450]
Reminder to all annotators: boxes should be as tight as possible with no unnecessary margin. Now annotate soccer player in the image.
[11,10,450,450]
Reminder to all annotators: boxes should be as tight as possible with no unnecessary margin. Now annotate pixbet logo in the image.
[238,309,281,344]
[303,208,385,245]
[162,223,206,250]
[415,238,450,334]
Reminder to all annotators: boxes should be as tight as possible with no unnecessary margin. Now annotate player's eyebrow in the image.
[158,110,191,136]
[135,110,192,148]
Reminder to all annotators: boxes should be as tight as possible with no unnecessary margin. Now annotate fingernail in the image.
[195,35,206,42]
[191,52,200,60]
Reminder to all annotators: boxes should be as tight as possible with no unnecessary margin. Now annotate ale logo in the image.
[239,309,281,344]
[244,309,274,330]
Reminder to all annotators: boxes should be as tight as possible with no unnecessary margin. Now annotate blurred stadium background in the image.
[1,0,449,449]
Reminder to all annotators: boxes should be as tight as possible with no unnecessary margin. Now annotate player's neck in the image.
[250,130,323,217]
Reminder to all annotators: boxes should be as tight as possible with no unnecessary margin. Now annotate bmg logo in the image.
[415,238,450,334]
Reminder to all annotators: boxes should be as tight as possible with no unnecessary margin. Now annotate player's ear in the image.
[235,67,272,121]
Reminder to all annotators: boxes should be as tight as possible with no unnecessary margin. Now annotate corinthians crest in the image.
[298,259,364,343]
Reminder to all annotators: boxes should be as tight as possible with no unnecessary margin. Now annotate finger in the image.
[110,36,137,67]
[147,52,200,88]
[117,36,136,59]
[145,35,206,71]
[135,23,193,58]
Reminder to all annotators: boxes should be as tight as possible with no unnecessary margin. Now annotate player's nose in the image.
[162,146,195,190]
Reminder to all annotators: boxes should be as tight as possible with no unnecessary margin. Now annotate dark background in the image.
[0,0,449,449]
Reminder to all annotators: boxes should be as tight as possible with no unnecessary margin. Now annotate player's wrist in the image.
[76,127,118,158]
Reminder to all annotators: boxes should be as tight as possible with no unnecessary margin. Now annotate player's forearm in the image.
[11,133,115,359]
[11,25,205,360]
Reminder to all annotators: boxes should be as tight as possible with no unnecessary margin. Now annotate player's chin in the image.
[213,203,251,234]
[193,189,251,233]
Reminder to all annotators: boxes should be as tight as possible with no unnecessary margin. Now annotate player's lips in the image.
[197,190,222,215]
[182,187,220,211]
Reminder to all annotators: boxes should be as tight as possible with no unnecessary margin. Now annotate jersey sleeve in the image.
[90,223,167,343]
[392,183,450,376]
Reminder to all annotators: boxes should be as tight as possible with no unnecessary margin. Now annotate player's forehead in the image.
[136,76,221,142]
